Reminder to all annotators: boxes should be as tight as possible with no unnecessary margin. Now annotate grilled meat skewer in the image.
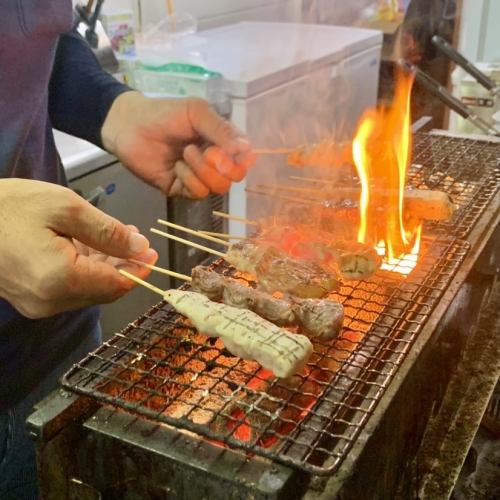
[226,243,340,298]
[163,289,313,378]
[233,226,382,284]
[191,266,344,340]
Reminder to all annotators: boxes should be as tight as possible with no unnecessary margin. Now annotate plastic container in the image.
[132,62,222,98]
[135,13,207,67]
[101,8,136,57]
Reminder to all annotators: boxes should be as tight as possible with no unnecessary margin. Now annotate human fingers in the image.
[200,146,245,182]
[11,248,158,319]
[183,145,232,193]
[49,190,150,259]
[69,252,157,304]
[88,247,159,267]
[187,99,252,155]
[234,149,257,170]
[173,160,210,199]
[168,177,184,197]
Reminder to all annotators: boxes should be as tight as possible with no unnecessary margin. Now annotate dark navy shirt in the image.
[0,0,129,411]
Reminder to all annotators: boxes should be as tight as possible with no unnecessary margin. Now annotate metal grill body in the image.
[61,237,469,475]
[30,132,500,499]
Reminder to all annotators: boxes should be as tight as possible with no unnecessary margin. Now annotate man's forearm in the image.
[48,29,132,148]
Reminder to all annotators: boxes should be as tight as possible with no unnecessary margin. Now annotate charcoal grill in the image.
[28,131,500,499]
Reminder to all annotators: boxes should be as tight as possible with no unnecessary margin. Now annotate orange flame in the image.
[352,70,421,274]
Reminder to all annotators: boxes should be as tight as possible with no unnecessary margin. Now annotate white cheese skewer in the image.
[119,271,313,378]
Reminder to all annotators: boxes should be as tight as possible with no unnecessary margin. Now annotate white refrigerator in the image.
[202,21,383,235]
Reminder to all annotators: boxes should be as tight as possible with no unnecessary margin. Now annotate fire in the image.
[352,69,421,274]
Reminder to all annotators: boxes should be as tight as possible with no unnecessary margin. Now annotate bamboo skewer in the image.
[198,230,247,240]
[245,187,320,206]
[151,228,226,258]
[166,0,176,32]
[119,270,165,297]
[256,183,324,197]
[156,219,231,247]
[129,259,192,282]
[212,210,259,226]
[289,175,331,184]
[166,0,174,16]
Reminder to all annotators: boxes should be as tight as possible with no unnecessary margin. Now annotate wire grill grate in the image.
[62,235,469,475]
[410,134,500,238]
[62,133,498,475]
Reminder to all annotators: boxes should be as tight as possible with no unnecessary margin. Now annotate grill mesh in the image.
[411,134,500,238]
[62,133,499,475]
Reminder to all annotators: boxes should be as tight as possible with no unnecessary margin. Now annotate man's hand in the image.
[101,92,256,199]
[0,179,158,319]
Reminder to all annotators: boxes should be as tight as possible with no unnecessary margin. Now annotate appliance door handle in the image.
[432,36,499,96]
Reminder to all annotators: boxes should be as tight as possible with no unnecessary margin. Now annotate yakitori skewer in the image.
[256,183,324,197]
[289,175,331,184]
[156,219,231,247]
[198,230,246,240]
[129,259,192,282]
[119,269,313,379]
[212,210,259,226]
[134,263,344,340]
[120,269,165,296]
[150,228,226,258]
[255,183,456,220]
[255,141,352,167]
[150,227,340,298]
[245,187,320,206]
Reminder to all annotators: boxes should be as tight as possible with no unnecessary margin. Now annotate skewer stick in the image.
[212,210,259,226]
[129,259,192,282]
[289,175,331,184]
[166,0,174,16]
[199,230,247,240]
[151,228,226,258]
[245,187,319,206]
[156,219,231,247]
[256,183,324,197]
[119,270,165,297]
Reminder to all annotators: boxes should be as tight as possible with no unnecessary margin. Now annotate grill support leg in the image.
[410,275,500,498]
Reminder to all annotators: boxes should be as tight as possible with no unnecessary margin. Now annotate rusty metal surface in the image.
[61,133,500,477]
[413,275,500,499]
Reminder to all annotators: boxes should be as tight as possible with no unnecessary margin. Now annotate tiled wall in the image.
[104,0,303,30]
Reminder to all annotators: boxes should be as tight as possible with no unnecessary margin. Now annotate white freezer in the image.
[201,22,383,235]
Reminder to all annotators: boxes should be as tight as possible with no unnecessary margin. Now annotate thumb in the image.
[51,194,150,258]
[188,99,251,154]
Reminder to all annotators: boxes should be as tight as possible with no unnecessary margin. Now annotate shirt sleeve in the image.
[48,29,132,149]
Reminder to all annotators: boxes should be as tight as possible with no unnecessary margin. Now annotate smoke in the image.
[302,0,378,26]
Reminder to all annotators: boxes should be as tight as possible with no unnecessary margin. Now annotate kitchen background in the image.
[31,3,500,498]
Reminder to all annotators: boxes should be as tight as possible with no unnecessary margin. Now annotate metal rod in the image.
[432,35,499,96]
[401,60,500,137]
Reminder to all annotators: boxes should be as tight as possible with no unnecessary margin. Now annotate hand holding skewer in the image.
[254,140,352,168]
